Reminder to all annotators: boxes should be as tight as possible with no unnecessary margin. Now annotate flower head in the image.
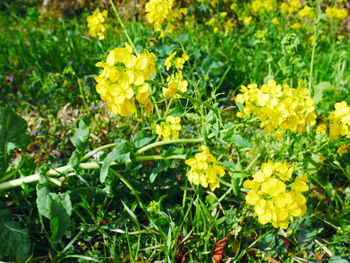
[87,10,108,40]
[328,101,350,140]
[95,43,156,116]
[185,146,225,191]
[243,161,308,229]
[155,116,181,140]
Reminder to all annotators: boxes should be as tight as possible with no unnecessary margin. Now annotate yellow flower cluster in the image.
[155,116,181,140]
[236,80,316,133]
[87,10,108,40]
[325,6,348,21]
[281,1,314,19]
[185,146,225,191]
[205,12,235,34]
[164,52,189,71]
[95,43,156,116]
[280,0,302,16]
[163,71,188,98]
[145,0,187,32]
[298,5,315,19]
[329,101,350,140]
[251,0,276,13]
[243,161,308,229]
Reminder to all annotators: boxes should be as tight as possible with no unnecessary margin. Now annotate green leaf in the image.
[100,140,132,183]
[132,130,155,148]
[0,106,30,175]
[36,184,72,242]
[230,135,252,148]
[69,119,90,167]
[0,208,31,260]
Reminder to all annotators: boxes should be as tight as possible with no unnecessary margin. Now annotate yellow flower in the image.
[243,161,308,229]
[242,16,253,25]
[87,10,108,40]
[185,146,225,191]
[95,43,156,116]
[174,53,190,69]
[145,0,174,31]
[164,51,177,70]
[290,22,302,29]
[272,17,280,25]
[155,116,181,140]
[298,5,314,19]
[163,71,188,98]
[316,123,327,134]
[164,52,189,70]
[328,101,350,140]
[326,7,348,20]
[236,80,316,133]
[145,0,186,33]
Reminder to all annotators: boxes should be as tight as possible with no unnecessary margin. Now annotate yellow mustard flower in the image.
[87,10,108,40]
[298,5,314,19]
[163,71,188,98]
[236,79,316,133]
[326,7,348,20]
[185,145,225,191]
[155,115,181,140]
[95,43,156,116]
[243,161,308,229]
[329,101,350,140]
[316,123,327,134]
[145,0,187,33]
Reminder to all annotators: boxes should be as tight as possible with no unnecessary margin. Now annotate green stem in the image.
[309,22,318,96]
[136,138,204,154]
[108,0,136,51]
[110,169,146,211]
[177,91,222,123]
[81,143,118,161]
[0,155,186,191]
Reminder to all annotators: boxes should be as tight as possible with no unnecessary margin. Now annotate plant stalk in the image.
[0,154,186,191]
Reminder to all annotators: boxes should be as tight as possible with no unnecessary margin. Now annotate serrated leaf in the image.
[230,135,251,148]
[69,119,90,167]
[0,106,30,175]
[100,140,132,183]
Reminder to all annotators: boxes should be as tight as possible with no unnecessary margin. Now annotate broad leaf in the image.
[0,106,30,176]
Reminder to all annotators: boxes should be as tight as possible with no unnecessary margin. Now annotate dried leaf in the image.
[175,236,185,263]
[313,253,325,261]
[212,237,228,263]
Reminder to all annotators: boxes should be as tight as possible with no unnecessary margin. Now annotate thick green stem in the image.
[0,155,186,191]
[136,138,204,155]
